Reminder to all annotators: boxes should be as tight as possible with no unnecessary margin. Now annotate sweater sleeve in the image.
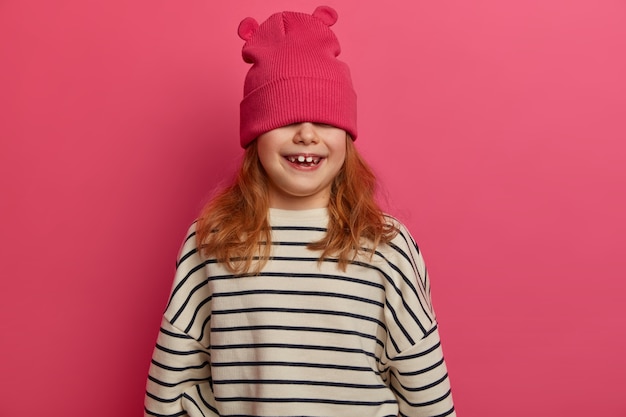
[383,221,456,417]
[144,224,219,417]
[389,326,455,417]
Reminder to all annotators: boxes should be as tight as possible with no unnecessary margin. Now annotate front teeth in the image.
[288,155,320,164]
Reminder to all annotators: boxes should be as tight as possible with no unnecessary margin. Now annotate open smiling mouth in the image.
[285,155,323,167]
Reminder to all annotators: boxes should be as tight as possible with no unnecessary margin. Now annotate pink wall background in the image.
[1,0,625,415]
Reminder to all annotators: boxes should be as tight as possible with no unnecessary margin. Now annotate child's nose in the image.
[293,122,318,144]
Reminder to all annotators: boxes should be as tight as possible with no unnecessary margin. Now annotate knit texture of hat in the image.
[238,5,357,148]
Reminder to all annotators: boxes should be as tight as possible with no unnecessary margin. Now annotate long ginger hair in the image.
[196,137,397,274]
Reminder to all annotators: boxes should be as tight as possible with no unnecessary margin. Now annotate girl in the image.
[145,6,455,417]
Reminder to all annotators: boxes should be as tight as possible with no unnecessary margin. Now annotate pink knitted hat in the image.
[238,5,357,148]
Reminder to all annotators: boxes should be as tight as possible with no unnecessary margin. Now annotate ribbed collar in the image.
[268,207,329,226]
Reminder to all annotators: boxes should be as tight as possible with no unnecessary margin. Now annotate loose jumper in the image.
[145,6,456,417]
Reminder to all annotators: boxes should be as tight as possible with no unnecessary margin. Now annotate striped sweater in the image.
[145,208,455,417]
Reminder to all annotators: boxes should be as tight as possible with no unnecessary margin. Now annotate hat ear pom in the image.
[312,5,338,26]
[238,17,259,41]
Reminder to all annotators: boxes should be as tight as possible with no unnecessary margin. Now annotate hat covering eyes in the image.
[238,5,358,148]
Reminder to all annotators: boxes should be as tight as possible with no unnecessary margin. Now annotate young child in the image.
[145,6,455,417]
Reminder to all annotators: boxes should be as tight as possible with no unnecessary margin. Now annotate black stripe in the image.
[384,299,416,346]
[212,306,386,330]
[181,391,208,417]
[210,360,378,373]
[396,357,445,376]
[394,340,441,361]
[390,371,449,392]
[170,279,209,325]
[393,387,452,407]
[389,233,423,285]
[155,343,209,357]
[213,379,387,389]
[144,406,187,417]
[167,261,210,310]
[148,374,210,388]
[271,226,327,232]
[379,337,441,374]
[210,343,381,362]
[399,405,455,417]
[215,396,398,406]
[194,384,220,416]
[184,227,197,244]
[211,324,383,346]
[159,326,194,339]
[183,294,212,334]
[145,391,181,404]
[213,288,384,308]
[393,229,428,294]
[151,358,210,372]
[273,241,310,246]
[385,331,401,355]
[197,313,212,343]
[209,270,385,291]
[176,229,197,265]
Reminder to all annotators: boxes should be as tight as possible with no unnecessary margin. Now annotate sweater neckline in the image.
[268,207,329,223]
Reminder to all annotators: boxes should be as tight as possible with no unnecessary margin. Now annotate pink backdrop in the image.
[1,0,625,415]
